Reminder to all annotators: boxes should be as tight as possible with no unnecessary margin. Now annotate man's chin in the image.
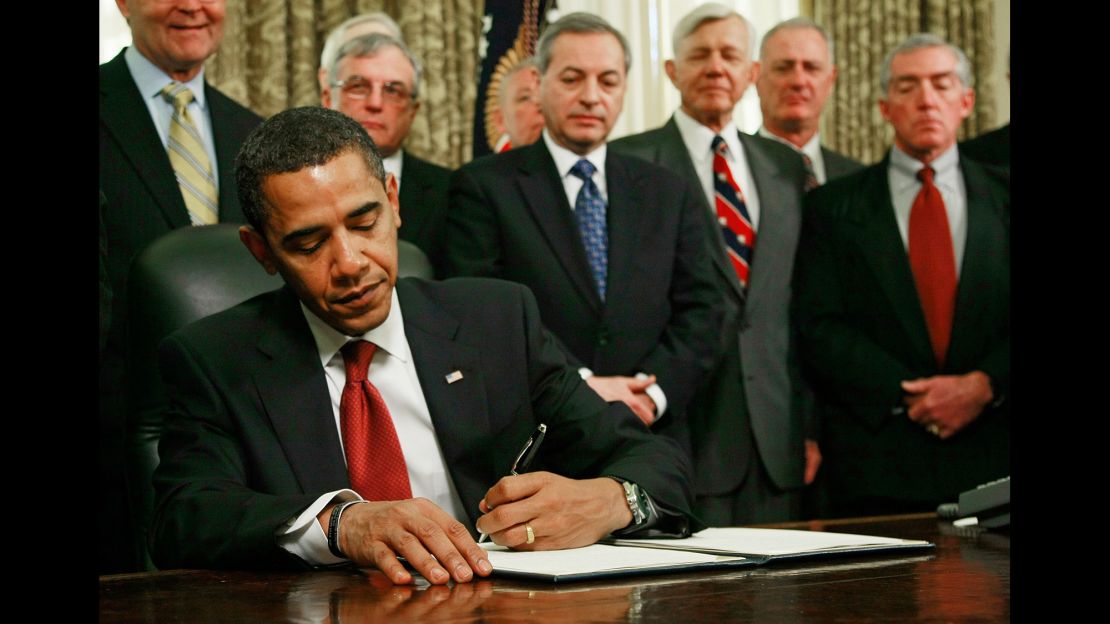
[329,312,388,337]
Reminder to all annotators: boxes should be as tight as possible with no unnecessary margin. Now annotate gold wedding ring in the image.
[926,424,940,437]
[525,524,535,544]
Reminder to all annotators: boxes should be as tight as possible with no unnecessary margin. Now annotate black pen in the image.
[478,423,547,543]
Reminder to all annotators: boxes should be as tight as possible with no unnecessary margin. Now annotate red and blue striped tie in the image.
[712,135,755,288]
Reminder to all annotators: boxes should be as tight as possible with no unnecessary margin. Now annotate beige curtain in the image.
[204,0,482,169]
[802,0,996,164]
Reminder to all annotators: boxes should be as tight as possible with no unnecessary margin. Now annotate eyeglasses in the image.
[332,76,414,105]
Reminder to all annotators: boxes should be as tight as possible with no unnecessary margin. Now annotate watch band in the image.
[327,500,365,559]
[606,476,647,527]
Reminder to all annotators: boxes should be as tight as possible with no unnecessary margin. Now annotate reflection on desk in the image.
[99,513,1010,623]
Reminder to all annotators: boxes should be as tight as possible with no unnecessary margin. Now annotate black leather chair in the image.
[125,223,434,570]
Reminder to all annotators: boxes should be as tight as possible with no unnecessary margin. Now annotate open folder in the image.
[480,527,934,582]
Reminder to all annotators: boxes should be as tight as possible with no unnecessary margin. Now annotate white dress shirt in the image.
[540,130,669,419]
[757,126,828,184]
[383,150,404,191]
[277,288,467,566]
[673,108,761,231]
[123,45,219,192]
[888,144,968,277]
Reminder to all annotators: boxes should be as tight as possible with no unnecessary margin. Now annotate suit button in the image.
[597,328,610,347]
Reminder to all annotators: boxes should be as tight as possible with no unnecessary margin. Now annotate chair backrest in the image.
[125,223,435,569]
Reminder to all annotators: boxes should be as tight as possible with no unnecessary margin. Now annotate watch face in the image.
[627,483,646,524]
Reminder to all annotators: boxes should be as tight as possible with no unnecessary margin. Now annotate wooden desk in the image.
[99,513,1009,623]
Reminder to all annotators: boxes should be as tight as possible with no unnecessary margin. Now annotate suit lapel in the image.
[603,153,649,307]
[517,143,604,312]
[848,157,935,364]
[206,82,243,220]
[395,280,491,490]
[398,152,430,243]
[656,118,703,184]
[738,132,799,316]
[947,159,1008,368]
[253,288,350,494]
[99,50,190,230]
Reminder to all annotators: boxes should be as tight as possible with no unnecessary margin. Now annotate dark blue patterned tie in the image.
[570,158,608,300]
[712,135,755,288]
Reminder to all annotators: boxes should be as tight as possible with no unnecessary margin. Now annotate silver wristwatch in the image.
[617,479,648,526]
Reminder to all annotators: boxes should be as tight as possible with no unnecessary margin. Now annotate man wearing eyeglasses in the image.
[322,33,451,271]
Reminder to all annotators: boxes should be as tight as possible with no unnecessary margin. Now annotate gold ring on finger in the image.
[525,524,535,544]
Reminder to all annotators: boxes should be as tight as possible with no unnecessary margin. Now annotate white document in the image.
[480,542,753,582]
[479,527,933,582]
[605,527,931,557]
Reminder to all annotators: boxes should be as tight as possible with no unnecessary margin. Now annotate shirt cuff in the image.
[637,373,667,419]
[578,367,594,380]
[276,489,361,566]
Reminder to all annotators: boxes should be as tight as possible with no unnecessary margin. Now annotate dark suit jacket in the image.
[439,140,731,419]
[150,278,699,570]
[793,153,1010,514]
[99,48,262,571]
[99,49,262,398]
[821,146,865,182]
[100,49,262,320]
[610,118,811,496]
[398,151,451,272]
[959,124,1010,168]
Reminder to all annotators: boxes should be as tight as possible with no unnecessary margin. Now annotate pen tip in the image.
[538,423,547,433]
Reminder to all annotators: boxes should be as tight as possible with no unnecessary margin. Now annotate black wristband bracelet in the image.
[327,501,363,559]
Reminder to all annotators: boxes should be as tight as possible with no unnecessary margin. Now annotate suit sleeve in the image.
[515,284,702,534]
[638,179,734,416]
[149,334,319,571]
[792,190,917,430]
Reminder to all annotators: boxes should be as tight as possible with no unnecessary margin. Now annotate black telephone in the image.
[936,476,1009,529]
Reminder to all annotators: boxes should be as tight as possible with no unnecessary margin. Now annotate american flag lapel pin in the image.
[445,370,464,384]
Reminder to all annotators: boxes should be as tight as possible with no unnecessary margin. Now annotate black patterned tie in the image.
[569,159,608,300]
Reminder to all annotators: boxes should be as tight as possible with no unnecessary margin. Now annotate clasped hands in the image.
[901,370,994,439]
[318,472,631,585]
[585,374,657,425]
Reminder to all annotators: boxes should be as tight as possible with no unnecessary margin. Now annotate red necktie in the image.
[712,135,756,288]
[339,340,412,501]
[908,167,957,368]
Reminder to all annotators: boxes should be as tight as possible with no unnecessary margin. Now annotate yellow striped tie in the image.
[161,83,218,225]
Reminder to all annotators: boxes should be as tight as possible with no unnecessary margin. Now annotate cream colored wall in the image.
[100,0,130,64]
[992,0,1010,125]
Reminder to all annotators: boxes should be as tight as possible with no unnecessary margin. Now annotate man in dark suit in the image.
[611,3,815,524]
[99,0,262,573]
[321,33,450,269]
[793,34,1009,517]
[959,123,1009,168]
[754,17,863,185]
[440,12,729,429]
[150,106,699,580]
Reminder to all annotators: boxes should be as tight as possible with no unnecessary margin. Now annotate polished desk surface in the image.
[99,513,1009,623]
